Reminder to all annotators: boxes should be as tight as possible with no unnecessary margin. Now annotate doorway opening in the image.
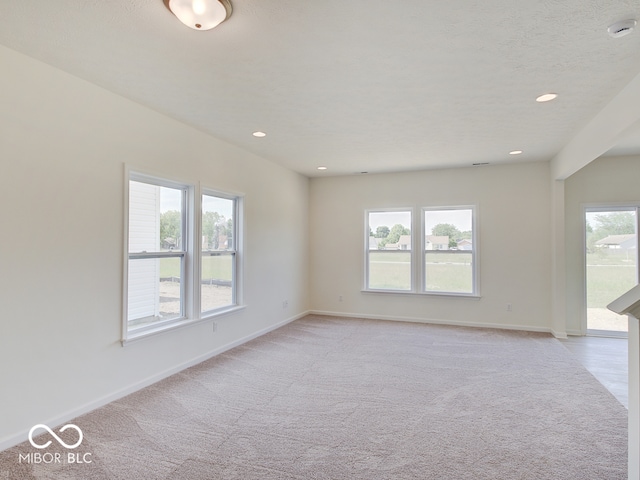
[585,207,639,336]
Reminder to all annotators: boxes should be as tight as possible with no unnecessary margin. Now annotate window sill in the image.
[201,305,245,321]
[122,305,245,346]
[361,289,480,299]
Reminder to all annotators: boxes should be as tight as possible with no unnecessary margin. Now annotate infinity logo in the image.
[28,424,83,450]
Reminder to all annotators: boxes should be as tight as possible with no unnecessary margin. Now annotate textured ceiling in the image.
[1,0,640,177]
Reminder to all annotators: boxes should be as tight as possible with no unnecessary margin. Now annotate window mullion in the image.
[412,208,419,292]
[129,251,185,259]
[636,206,640,285]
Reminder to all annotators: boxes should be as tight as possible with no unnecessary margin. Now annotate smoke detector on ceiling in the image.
[607,19,637,38]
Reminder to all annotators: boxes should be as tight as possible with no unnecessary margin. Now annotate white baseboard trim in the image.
[565,329,583,337]
[0,310,309,453]
[551,329,569,339]
[309,309,554,335]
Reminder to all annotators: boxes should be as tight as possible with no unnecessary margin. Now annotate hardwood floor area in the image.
[560,335,628,408]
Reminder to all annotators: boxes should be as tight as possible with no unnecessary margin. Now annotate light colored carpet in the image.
[0,315,628,479]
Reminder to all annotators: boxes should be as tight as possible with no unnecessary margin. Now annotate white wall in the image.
[7,35,623,450]
[564,155,640,334]
[309,162,552,331]
[0,45,309,448]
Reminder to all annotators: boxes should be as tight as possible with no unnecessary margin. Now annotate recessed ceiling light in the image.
[317,166,328,170]
[252,131,266,138]
[536,93,557,103]
[509,150,523,155]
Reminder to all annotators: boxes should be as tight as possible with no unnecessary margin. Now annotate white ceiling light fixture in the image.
[509,150,523,155]
[608,19,637,38]
[165,0,232,30]
[317,166,328,171]
[252,131,266,138]
[536,93,557,103]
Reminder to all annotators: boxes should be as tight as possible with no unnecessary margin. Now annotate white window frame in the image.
[124,172,193,341]
[422,206,478,297]
[123,169,244,344]
[363,205,479,297]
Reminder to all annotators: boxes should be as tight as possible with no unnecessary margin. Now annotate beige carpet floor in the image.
[0,315,628,479]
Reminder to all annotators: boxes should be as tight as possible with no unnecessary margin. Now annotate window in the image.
[201,192,237,314]
[364,206,477,296]
[423,207,476,295]
[124,171,242,342]
[366,210,412,291]
[127,176,188,333]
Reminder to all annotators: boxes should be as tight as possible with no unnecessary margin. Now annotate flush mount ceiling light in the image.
[536,93,557,103]
[509,150,523,155]
[165,0,232,30]
[252,131,266,138]
[317,166,328,171]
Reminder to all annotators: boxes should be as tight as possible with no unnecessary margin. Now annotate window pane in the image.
[368,211,412,290]
[369,251,412,290]
[585,209,637,332]
[129,181,183,253]
[368,211,411,250]
[127,257,182,327]
[201,254,234,312]
[425,252,473,293]
[424,208,474,294]
[203,195,235,251]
